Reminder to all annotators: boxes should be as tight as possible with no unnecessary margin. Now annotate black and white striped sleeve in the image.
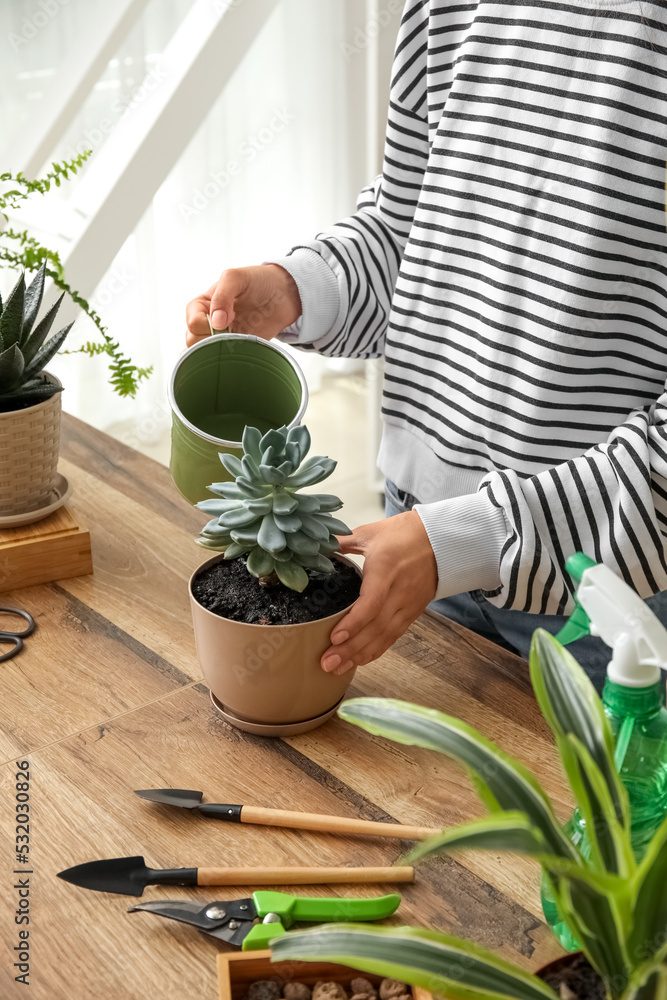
[416,394,667,614]
[270,0,431,358]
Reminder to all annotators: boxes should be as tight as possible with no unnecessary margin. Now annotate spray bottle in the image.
[540,553,667,950]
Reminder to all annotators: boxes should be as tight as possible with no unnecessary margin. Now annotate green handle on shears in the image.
[252,891,401,927]
[242,920,287,950]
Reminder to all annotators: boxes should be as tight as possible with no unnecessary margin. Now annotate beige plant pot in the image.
[0,373,61,517]
[189,552,360,732]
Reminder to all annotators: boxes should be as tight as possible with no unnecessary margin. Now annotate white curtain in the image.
[1,0,397,441]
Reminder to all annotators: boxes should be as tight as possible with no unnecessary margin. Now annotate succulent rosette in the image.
[196,424,351,592]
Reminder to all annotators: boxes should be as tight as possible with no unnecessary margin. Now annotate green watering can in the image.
[168,333,308,505]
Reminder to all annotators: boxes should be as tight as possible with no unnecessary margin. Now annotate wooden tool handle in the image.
[197,866,414,885]
[241,805,436,840]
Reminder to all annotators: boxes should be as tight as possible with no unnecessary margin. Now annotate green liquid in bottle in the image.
[541,679,667,950]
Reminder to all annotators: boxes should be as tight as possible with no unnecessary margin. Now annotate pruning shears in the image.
[129,889,401,950]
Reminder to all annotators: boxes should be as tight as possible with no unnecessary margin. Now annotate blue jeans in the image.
[385,480,667,693]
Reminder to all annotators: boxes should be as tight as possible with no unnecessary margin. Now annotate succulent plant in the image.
[196,424,351,592]
[0,262,72,411]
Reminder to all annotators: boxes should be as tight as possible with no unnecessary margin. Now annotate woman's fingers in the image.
[325,604,408,674]
[329,560,390,644]
[322,511,438,673]
[210,268,248,331]
[185,265,303,344]
[323,569,392,670]
[349,611,414,670]
[185,284,218,345]
[336,530,367,556]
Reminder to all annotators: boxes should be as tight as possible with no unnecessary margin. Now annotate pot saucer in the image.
[209,690,344,737]
[0,473,72,528]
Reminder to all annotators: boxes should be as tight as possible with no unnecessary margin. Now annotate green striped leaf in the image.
[406,813,548,865]
[530,630,629,834]
[632,966,667,1000]
[550,865,631,996]
[271,925,558,1000]
[564,735,635,879]
[628,814,667,967]
[338,698,576,860]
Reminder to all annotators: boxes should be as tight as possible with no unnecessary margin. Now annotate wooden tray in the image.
[218,950,429,1000]
[0,504,92,591]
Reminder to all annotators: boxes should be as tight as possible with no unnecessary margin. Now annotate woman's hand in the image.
[185,264,302,346]
[322,510,438,674]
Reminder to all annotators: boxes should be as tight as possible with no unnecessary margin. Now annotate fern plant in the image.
[0,155,151,397]
[196,424,351,592]
[273,628,667,1000]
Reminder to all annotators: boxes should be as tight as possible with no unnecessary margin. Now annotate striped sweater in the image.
[270,0,667,615]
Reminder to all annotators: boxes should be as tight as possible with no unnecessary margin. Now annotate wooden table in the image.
[0,415,568,1000]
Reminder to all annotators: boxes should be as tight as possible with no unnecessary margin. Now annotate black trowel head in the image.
[57,856,151,896]
[134,788,204,808]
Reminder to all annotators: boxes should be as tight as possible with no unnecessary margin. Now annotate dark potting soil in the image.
[192,557,361,625]
[541,954,606,1000]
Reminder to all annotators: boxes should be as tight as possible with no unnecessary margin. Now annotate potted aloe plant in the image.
[0,263,74,517]
[189,423,362,735]
[272,628,667,1000]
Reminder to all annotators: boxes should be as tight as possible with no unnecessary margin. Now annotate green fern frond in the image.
[0,154,152,398]
[0,152,92,215]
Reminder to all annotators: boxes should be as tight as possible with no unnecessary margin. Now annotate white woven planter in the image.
[0,373,62,516]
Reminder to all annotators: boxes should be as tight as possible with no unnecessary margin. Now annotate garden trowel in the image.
[134,787,436,839]
[57,855,415,896]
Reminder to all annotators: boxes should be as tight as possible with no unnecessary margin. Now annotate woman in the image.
[186,0,667,691]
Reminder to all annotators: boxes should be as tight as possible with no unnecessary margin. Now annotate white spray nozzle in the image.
[577,564,667,687]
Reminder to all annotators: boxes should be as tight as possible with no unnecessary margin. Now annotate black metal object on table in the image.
[0,606,36,662]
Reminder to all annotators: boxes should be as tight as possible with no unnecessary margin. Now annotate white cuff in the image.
[415,490,507,599]
[264,250,340,344]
